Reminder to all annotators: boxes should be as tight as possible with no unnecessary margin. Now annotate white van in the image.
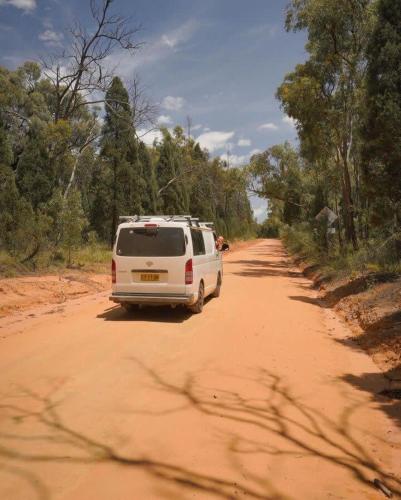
[109,215,227,313]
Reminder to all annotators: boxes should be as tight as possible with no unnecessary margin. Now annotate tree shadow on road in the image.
[135,360,401,495]
[0,385,280,500]
[247,243,288,260]
[2,364,399,499]
[287,295,323,307]
[226,259,301,279]
[339,368,401,430]
[128,360,400,499]
[326,313,401,428]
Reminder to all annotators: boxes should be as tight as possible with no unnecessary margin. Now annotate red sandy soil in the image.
[319,275,401,377]
[0,273,111,318]
[0,239,258,320]
[0,239,400,500]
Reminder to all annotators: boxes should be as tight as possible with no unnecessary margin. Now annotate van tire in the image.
[212,273,222,298]
[188,282,204,314]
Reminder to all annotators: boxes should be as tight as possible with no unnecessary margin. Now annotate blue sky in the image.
[0,0,306,220]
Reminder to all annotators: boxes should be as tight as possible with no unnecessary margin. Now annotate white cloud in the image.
[137,128,163,146]
[191,124,202,131]
[196,131,235,153]
[39,29,63,45]
[107,20,197,77]
[157,114,172,125]
[282,115,297,128]
[220,153,248,167]
[0,0,36,10]
[250,148,262,156]
[0,22,13,31]
[248,23,278,39]
[203,127,210,132]
[162,96,185,111]
[253,206,267,222]
[259,122,278,131]
[161,35,176,48]
[160,20,198,49]
[238,138,251,147]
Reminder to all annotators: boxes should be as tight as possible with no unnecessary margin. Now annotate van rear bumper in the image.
[109,292,196,306]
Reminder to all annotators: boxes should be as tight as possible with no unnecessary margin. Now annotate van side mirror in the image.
[222,243,230,252]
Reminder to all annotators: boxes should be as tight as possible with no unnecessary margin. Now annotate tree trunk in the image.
[111,158,118,248]
[64,156,80,199]
[334,195,343,250]
[341,155,358,250]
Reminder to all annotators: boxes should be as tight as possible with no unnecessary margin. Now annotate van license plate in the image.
[140,273,160,282]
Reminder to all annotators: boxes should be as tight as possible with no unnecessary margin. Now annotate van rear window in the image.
[116,227,186,257]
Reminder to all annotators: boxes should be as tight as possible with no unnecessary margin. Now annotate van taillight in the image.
[185,259,193,285]
[112,259,116,283]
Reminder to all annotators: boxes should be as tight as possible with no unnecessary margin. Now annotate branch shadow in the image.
[333,318,401,427]
[1,367,400,498]
[226,260,301,279]
[287,295,323,307]
[0,462,50,500]
[339,368,401,429]
[0,386,280,500]
[127,360,401,498]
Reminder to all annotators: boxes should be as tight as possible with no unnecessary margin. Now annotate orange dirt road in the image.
[0,239,400,500]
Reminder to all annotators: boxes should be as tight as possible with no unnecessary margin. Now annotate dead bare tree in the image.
[128,76,158,131]
[64,113,100,199]
[157,165,197,197]
[186,115,192,138]
[42,0,142,123]
[40,0,146,198]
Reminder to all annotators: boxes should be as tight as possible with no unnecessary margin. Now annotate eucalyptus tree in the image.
[248,142,303,225]
[363,0,401,232]
[279,0,374,249]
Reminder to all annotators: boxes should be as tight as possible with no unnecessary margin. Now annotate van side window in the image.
[204,231,215,254]
[190,228,206,256]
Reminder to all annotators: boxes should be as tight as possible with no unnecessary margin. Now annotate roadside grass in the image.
[72,243,111,272]
[0,243,111,278]
[0,251,26,278]
[0,236,257,279]
[280,223,401,282]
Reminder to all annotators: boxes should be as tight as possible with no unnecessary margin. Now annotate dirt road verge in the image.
[322,274,401,377]
[297,258,401,380]
[0,273,111,318]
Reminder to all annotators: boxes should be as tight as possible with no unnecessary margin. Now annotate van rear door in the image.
[114,225,188,295]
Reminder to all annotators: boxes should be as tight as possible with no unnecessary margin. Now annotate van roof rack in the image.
[118,215,208,228]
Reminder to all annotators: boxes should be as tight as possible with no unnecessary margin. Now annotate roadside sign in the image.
[315,207,338,227]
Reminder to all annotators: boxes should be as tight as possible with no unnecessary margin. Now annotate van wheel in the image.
[212,273,222,298]
[122,303,138,313]
[188,282,204,314]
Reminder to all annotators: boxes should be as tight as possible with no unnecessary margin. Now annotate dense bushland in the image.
[249,0,401,277]
[0,1,255,273]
